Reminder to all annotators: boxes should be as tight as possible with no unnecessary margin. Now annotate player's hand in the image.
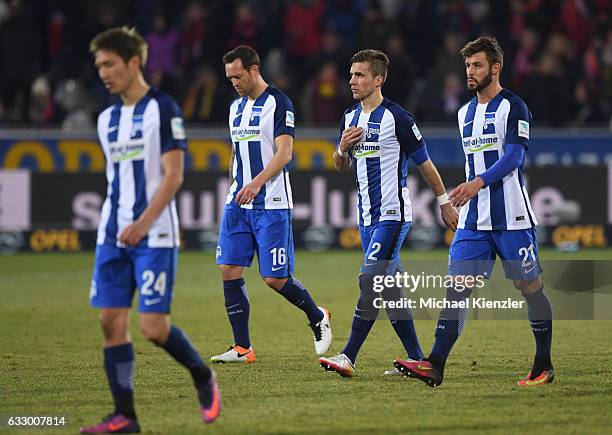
[119,220,150,246]
[339,127,364,153]
[440,202,459,231]
[449,177,484,207]
[236,181,262,205]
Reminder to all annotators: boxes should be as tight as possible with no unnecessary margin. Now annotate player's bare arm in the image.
[417,160,459,231]
[449,176,484,208]
[235,134,292,205]
[333,126,363,172]
[119,149,184,245]
[228,148,235,186]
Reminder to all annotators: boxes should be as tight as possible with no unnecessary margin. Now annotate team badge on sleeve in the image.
[286,111,295,127]
[518,120,529,139]
[171,117,186,140]
[411,123,422,141]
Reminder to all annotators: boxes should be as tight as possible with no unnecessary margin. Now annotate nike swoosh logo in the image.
[524,376,548,385]
[144,298,162,306]
[524,265,536,273]
[462,120,473,128]
[271,266,284,271]
[417,364,433,371]
[108,126,119,132]
[226,303,241,310]
[237,351,251,358]
[108,421,130,431]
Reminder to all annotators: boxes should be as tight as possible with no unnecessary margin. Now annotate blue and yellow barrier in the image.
[0,139,338,172]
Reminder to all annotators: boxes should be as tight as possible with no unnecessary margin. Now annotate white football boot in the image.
[311,307,332,355]
[210,345,256,363]
[319,353,354,377]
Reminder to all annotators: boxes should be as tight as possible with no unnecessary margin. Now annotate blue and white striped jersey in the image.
[227,86,295,209]
[457,88,538,231]
[96,88,186,248]
[342,98,427,226]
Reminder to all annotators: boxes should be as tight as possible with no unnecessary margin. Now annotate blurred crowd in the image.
[0,0,611,129]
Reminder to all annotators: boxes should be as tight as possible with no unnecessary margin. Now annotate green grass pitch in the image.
[1,248,611,434]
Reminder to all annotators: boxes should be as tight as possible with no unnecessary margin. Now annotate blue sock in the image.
[160,326,211,385]
[104,343,136,419]
[390,320,424,360]
[342,317,375,365]
[383,284,423,360]
[277,276,323,325]
[224,278,251,348]
[523,286,553,371]
[429,287,470,373]
[341,274,378,364]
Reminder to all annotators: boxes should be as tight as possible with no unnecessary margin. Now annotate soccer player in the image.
[210,45,332,363]
[319,49,458,377]
[81,28,220,434]
[394,36,554,387]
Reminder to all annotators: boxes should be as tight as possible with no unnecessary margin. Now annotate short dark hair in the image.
[350,49,389,81]
[460,36,504,68]
[222,45,261,70]
[89,27,148,68]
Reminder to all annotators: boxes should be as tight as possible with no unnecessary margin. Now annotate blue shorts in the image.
[359,221,411,275]
[216,204,294,278]
[448,228,542,280]
[90,244,177,313]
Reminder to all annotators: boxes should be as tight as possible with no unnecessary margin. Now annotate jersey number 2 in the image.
[368,242,382,261]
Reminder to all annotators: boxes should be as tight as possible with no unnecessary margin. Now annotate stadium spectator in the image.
[600,26,612,105]
[307,29,350,81]
[145,13,179,80]
[28,76,60,125]
[0,1,9,25]
[178,2,206,70]
[383,33,416,106]
[439,72,466,121]
[374,0,404,20]
[398,0,439,75]
[47,11,65,59]
[54,78,94,131]
[523,53,572,126]
[438,0,473,36]
[359,2,395,53]
[429,33,467,96]
[545,32,580,91]
[227,2,260,51]
[559,0,593,52]
[301,61,348,124]
[182,64,230,124]
[284,0,325,59]
[324,0,365,49]
[0,0,40,122]
[571,78,610,126]
[262,47,295,94]
[511,28,538,92]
